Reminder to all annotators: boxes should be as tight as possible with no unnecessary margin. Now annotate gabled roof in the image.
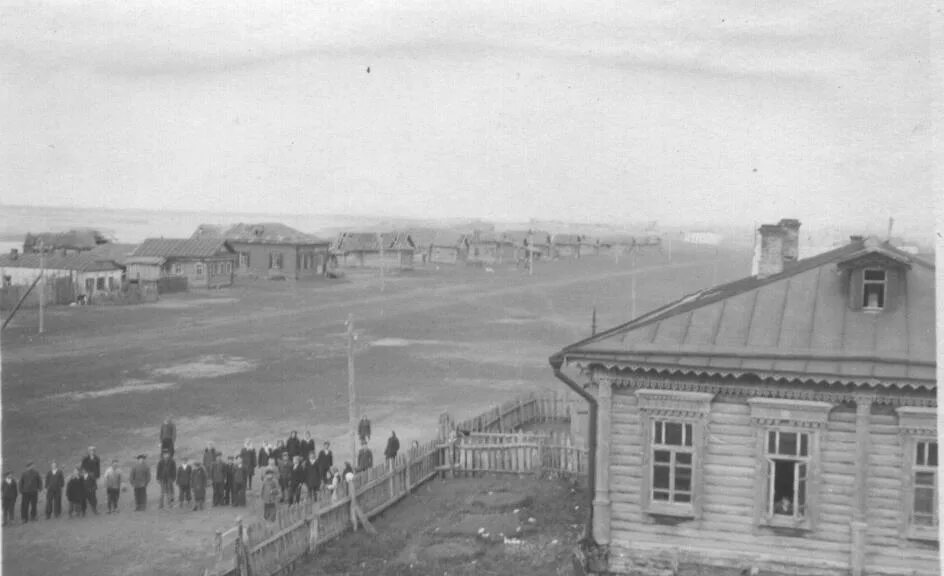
[23,229,108,252]
[553,234,581,245]
[431,230,467,248]
[558,239,936,391]
[403,228,439,249]
[191,224,224,239]
[470,231,507,244]
[132,238,232,259]
[334,232,414,253]
[503,230,551,246]
[88,243,138,266]
[0,251,123,273]
[224,223,327,245]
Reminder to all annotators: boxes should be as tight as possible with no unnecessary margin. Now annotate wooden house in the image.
[551,222,938,576]
[0,249,124,301]
[467,231,507,265]
[130,238,235,288]
[553,234,583,259]
[403,228,438,266]
[23,229,110,255]
[597,235,637,257]
[579,236,600,257]
[224,223,330,280]
[429,231,469,265]
[503,230,552,261]
[333,232,414,270]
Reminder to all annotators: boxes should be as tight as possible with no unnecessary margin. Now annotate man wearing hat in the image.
[2,471,18,525]
[156,450,176,509]
[18,462,42,523]
[44,461,64,519]
[129,454,151,511]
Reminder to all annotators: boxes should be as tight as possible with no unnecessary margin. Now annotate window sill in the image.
[761,516,812,534]
[647,503,695,521]
[907,527,938,543]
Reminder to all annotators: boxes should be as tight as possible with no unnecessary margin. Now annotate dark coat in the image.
[156,458,177,483]
[358,418,371,439]
[83,474,97,494]
[240,448,256,470]
[2,479,17,502]
[304,460,321,489]
[130,462,150,488]
[286,437,301,459]
[81,455,101,480]
[290,463,306,487]
[177,464,191,486]
[384,435,400,459]
[203,448,217,470]
[316,450,333,473]
[224,463,234,488]
[19,469,42,494]
[45,469,65,492]
[278,461,292,485]
[209,461,225,484]
[257,448,270,468]
[303,439,315,458]
[232,467,246,487]
[160,421,176,442]
[66,476,85,503]
[191,466,207,499]
[356,448,373,472]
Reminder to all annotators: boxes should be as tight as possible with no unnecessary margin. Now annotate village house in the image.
[429,231,469,265]
[466,231,508,265]
[503,230,552,261]
[553,234,583,259]
[23,229,110,255]
[129,238,235,288]
[552,220,938,576]
[403,228,438,266]
[223,223,330,280]
[333,232,414,270]
[579,236,600,257]
[597,235,637,257]
[0,249,124,301]
[191,224,225,239]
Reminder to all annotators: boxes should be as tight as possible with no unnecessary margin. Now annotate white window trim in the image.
[636,390,714,520]
[862,268,886,310]
[748,398,831,532]
[896,407,938,542]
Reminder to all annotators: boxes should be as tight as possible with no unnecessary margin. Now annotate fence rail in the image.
[203,391,586,576]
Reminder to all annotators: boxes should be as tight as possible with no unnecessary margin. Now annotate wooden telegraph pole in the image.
[591,307,597,336]
[630,246,637,320]
[346,314,357,466]
[378,233,385,292]
[39,240,45,334]
[528,231,534,276]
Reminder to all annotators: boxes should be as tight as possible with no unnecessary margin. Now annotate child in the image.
[66,467,86,518]
[191,461,208,511]
[260,469,281,522]
[2,471,18,525]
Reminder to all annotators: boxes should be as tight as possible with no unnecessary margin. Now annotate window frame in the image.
[748,398,832,533]
[862,268,886,310]
[195,263,204,276]
[764,429,812,524]
[897,407,938,542]
[636,390,714,520]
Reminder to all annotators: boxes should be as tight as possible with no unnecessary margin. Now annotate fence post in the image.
[235,516,245,576]
[308,507,320,554]
[406,449,413,490]
[349,479,358,532]
[215,529,223,562]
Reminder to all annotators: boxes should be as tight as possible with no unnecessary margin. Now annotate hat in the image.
[137,454,146,459]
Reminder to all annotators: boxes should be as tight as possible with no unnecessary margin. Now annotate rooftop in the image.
[0,251,123,273]
[224,223,327,245]
[132,238,232,259]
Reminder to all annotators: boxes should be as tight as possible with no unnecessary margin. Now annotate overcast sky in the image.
[0,0,933,234]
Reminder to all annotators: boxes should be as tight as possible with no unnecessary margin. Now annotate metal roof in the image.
[0,252,123,273]
[132,238,232,259]
[552,234,581,245]
[224,223,328,245]
[558,239,936,391]
[334,232,414,253]
[88,243,138,265]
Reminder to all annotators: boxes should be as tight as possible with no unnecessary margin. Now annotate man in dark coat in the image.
[156,451,176,509]
[19,462,41,522]
[44,461,65,519]
[176,457,192,508]
[356,441,373,473]
[303,431,315,460]
[203,442,217,471]
[129,454,150,511]
[82,468,98,515]
[289,456,305,505]
[358,416,371,444]
[223,456,235,505]
[304,452,321,501]
[384,431,400,467]
[317,442,333,482]
[191,461,208,511]
[231,461,246,507]
[240,441,256,490]
[160,418,177,457]
[277,454,292,503]
[81,447,101,512]
[258,442,271,469]
[286,431,301,460]
[209,454,225,507]
[2,471,18,525]
[66,467,85,517]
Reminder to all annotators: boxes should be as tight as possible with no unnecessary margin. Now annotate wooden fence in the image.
[203,391,587,576]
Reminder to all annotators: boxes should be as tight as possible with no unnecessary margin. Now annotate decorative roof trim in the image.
[895,406,937,435]
[636,390,714,419]
[747,398,832,429]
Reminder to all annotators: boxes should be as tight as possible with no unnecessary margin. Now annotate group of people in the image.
[3,416,412,525]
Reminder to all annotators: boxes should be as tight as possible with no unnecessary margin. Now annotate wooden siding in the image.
[229,242,326,279]
[607,387,939,576]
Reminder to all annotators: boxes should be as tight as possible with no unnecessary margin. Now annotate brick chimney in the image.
[757,224,786,278]
[778,218,801,267]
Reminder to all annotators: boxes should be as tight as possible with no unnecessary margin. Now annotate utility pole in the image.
[630,247,637,319]
[591,307,597,336]
[39,240,45,334]
[886,217,894,242]
[378,233,385,292]
[346,314,357,465]
[528,231,534,276]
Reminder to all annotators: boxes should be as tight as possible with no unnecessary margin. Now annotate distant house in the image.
[597,235,637,256]
[130,238,235,288]
[579,236,599,257]
[429,231,469,265]
[404,228,438,266]
[553,222,939,576]
[503,230,551,261]
[88,243,138,267]
[467,231,508,265]
[333,232,414,270]
[23,229,109,255]
[191,224,225,240]
[553,234,582,259]
[0,249,124,300]
[224,223,330,280]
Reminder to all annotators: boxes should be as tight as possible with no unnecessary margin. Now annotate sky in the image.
[0,0,935,235]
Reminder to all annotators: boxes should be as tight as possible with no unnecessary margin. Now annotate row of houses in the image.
[0,223,658,298]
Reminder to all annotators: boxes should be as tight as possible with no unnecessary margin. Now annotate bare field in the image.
[1,246,749,576]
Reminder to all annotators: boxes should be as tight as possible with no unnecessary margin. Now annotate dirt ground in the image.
[302,474,587,576]
[0,245,749,576]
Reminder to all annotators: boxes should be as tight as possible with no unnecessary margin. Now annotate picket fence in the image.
[203,391,587,576]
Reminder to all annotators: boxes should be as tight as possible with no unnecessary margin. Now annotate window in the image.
[862,268,886,309]
[636,390,714,519]
[748,398,831,531]
[173,263,182,275]
[195,263,204,276]
[897,407,938,541]
[108,277,117,291]
[268,252,283,270]
[766,430,810,521]
[96,277,105,290]
[85,278,94,293]
[651,421,694,505]
[238,252,250,269]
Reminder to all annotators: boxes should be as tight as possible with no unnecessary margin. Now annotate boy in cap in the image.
[18,462,41,523]
[2,471,18,525]
[103,459,122,513]
[260,468,280,521]
[129,454,150,511]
